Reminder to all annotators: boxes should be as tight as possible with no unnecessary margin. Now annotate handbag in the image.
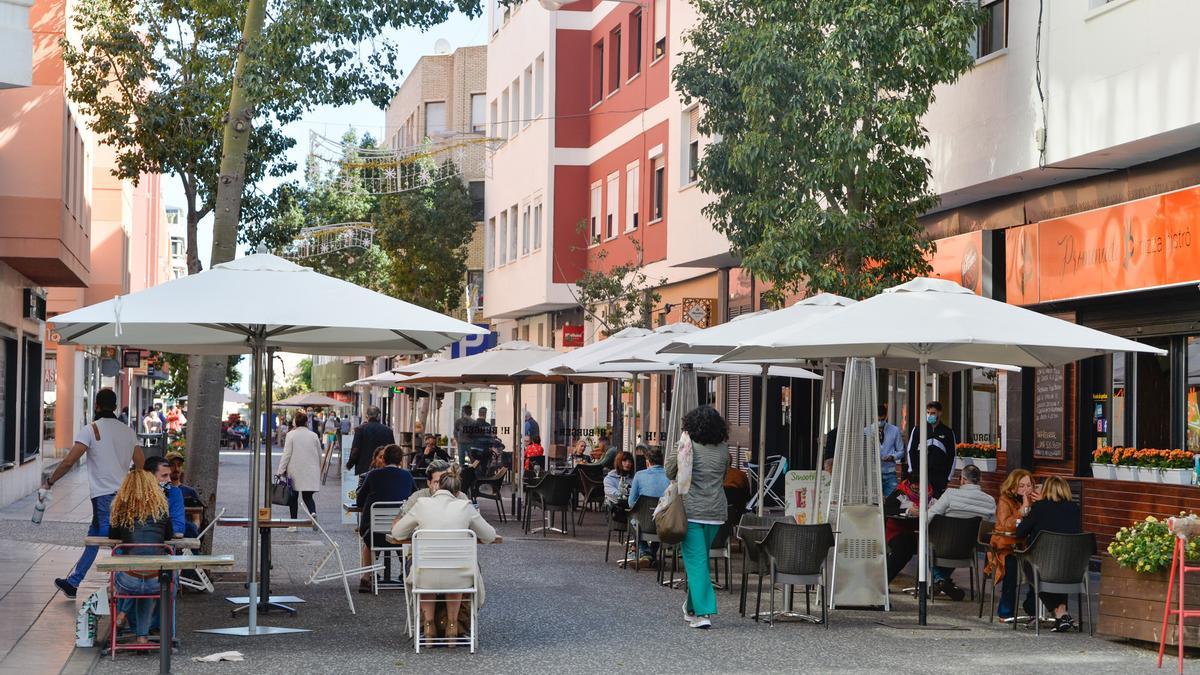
[653,432,694,544]
[270,475,295,506]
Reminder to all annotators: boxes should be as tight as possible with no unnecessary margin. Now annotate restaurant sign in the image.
[927,230,983,294]
[562,325,584,348]
[1006,183,1200,305]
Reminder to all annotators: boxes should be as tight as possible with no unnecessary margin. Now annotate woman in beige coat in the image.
[277,411,322,519]
[391,472,496,642]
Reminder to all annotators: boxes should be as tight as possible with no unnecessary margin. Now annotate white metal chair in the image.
[177,507,225,593]
[747,456,789,512]
[303,502,383,616]
[410,529,478,653]
[369,501,407,595]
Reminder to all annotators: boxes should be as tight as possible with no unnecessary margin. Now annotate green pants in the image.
[681,521,721,617]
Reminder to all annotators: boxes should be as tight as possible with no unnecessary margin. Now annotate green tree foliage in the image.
[674,0,982,300]
[573,239,663,335]
[154,354,241,401]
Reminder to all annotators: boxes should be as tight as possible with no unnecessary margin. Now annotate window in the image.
[170,237,185,257]
[653,0,666,60]
[468,181,485,221]
[471,94,486,133]
[589,183,602,243]
[522,66,533,128]
[685,107,700,185]
[22,338,42,460]
[424,101,446,138]
[592,41,604,105]
[534,54,545,117]
[498,210,508,265]
[510,79,520,137]
[972,0,1007,59]
[651,157,665,221]
[486,217,496,269]
[521,206,531,255]
[629,9,642,78]
[605,173,619,239]
[625,163,640,232]
[509,205,518,260]
[532,203,543,251]
[1,336,16,465]
[609,27,622,95]
[500,91,510,140]
[490,99,499,137]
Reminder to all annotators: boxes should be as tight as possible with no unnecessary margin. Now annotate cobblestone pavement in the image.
[0,451,1179,673]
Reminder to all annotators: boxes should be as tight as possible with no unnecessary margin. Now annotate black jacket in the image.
[906,423,957,496]
[355,466,415,535]
[1014,499,1082,542]
[110,515,172,555]
[347,420,397,475]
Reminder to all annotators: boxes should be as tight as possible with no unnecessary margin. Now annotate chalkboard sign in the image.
[1033,367,1065,459]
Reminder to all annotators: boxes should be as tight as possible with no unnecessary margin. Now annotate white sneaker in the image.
[689,617,712,629]
[683,601,697,622]
[286,526,297,533]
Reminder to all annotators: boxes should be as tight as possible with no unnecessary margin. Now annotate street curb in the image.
[59,645,99,675]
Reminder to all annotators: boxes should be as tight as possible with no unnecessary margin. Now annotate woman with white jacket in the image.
[278,411,322,519]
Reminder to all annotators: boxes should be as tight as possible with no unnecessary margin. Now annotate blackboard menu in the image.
[1034,367,1065,459]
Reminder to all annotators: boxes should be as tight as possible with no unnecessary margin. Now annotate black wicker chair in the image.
[576,464,606,525]
[1012,531,1096,635]
[976,520,996,619]
[532,473,576,537]
[474,470,507,523]
[756,522,836,628]
[927,515,983,602]
[631,496,678,584]
[604,505,630,563]
[735,514,789,618]
[708,506,742,593]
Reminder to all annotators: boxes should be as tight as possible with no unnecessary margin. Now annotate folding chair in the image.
[411,529,478,653]
[304,502,383,616]
[176,508,225,593]
[747,456,789,512]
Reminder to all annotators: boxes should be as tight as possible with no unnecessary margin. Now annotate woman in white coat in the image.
[277,411,322,519]
[392,470,496,643]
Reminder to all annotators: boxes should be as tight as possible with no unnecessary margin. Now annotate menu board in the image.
[1033,367,1066,459]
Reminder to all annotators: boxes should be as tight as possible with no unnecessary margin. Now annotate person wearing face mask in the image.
[144,455,193,538]
[905,401,958,497]
[873,404,906,497]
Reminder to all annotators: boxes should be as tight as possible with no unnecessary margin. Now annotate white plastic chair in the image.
[177,507,226,593]
[304,502,383,616]
[410,529,478,653]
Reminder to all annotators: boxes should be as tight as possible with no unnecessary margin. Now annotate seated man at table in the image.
[401,460,467,516]
[628,447,670,565]
[905,464,996,600]
[411,434,449,475]
[144,455,197,538]
[355,444,415,592]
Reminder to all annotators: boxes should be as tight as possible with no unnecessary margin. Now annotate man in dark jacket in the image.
[906,401,957,497]
[346,406,396,475]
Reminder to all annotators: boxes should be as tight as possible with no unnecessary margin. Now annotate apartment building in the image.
[167,206,187,280]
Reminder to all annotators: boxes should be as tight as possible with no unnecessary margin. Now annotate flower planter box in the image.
[1099,557,1200,648]
[972,457,997,472]
[1161,468,1194,486]
[1138,469,1163,484]
[954,456,969,470]
[1091,463,1115,480]
[1114,465,1139,482]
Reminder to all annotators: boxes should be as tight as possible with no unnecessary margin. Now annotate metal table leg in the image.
[159,569,172,674]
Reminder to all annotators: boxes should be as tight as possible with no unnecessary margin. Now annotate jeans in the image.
[881,471,898,499]
[997,555,1066,618]
[115,572,160,637]
[67,494,115,587]
[288,491,316,519]
[681,522,721,617]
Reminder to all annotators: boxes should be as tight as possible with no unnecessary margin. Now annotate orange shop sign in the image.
[1006,184,1200,305]
[926,231,983,294]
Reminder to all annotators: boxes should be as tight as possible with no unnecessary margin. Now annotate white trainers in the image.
[689,617,712,629]
[683,601,697,622]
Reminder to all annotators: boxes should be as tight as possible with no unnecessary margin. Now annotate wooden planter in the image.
[1098,556,1200,647]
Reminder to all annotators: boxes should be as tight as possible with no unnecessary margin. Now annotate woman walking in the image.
[668,405,729,629]
[278,411,322,519]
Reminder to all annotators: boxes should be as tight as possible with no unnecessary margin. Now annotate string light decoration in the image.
[278,222,375,260]
[307,130,496,196]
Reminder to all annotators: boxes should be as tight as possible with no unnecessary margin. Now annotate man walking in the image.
[346,405,396,476]
[906,401,957,497]
[453,404,475,464]
[875,404,905,497]
[523,410,540,443]
[44,389,144,598]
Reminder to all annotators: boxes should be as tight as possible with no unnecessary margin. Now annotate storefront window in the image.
[1111,353,1127,448]
[1135,337,1172,450]
[1187,337,1200,452]
[42,351,56,455]
[968,368,998,444]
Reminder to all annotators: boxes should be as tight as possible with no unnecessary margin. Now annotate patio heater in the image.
[823,357,889,609]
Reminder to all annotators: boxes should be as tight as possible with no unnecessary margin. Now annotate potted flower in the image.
[1161,449,1195,486]
[1112,447,1139,482]
[1100,513,1200,646]
[1091,447,1115,479]
[955,442,998,471]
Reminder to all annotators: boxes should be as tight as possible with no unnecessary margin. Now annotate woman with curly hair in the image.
[109,470,172,644]
[669,405,730,629]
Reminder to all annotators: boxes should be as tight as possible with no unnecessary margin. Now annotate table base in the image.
[195,625,312,636]
[753,610,823,623]
[227,595,305,615]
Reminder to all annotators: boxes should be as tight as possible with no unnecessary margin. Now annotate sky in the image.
[178,9,489,392]
[163,9,489,271]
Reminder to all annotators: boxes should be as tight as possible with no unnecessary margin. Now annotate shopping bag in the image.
[270,475,294,506]
[653,481,688,544]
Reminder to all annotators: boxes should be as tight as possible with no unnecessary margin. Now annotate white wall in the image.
[924,0,1200,210]
[0,0,32,89]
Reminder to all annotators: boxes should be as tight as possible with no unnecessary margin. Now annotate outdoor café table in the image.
[96,553,235,675]
[86,536,203,550]
[217,516,310,614]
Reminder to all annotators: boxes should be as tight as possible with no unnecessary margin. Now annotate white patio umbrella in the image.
[179,387,251,404]
[717,277,1167,624]
[49,251,486,636]
[274,392,351,408]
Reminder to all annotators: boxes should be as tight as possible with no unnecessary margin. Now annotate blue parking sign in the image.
[451,325,496,358]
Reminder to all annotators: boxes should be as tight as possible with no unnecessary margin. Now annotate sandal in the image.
[422,619,438,645]
[444,618,459,647]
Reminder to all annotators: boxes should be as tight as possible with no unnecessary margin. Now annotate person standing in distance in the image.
[453,404,475,464]
[346,405,396,476]
[45,388,145,598]
[906,401,958,497]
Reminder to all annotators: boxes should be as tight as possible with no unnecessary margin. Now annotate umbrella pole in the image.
[513,377,523,511]
[813,359,830,524]
[917,358,930,625]
[263,348,275,523]
[757,364,769,517]
[247,341,262,631]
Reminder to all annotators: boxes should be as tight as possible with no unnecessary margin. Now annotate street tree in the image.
[674,0,982,300]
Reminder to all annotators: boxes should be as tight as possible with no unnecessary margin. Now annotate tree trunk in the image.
[185,202,202,275]
[187,0,268,553]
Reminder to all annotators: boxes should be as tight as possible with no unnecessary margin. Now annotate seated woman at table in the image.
[108,470,172,645]
[355,444,416,593]
[523,434,545,471]
[986,468,1033,620]
[391,471,497,643]
[1013,475,1084,632]
[401,460,467,516]
[603,451,635,514]
[356,446,389,493]
[883,474,931,582]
